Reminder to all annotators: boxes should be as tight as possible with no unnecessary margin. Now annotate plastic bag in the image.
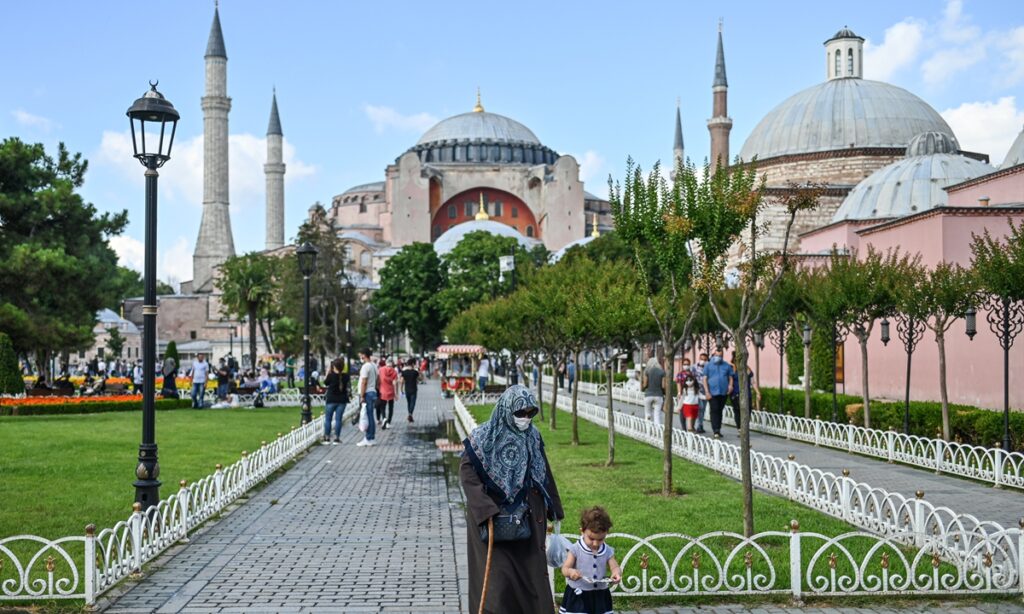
[358,403,369,432]
[546,521,571,568]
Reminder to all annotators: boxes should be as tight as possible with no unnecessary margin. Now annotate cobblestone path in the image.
[101,384,463,613]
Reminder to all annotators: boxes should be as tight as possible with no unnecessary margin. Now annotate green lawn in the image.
[0,406,307,538]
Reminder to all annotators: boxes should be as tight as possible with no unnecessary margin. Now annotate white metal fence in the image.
[453,394,1024,597]
[0,401,356,605]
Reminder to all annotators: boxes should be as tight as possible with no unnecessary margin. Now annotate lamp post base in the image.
[301,399,312,425]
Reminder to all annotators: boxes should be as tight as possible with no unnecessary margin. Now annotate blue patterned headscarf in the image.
[464,385,549,504]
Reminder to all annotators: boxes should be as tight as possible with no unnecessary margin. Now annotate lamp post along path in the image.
[297,242,319,425]
[126,82,179,509]
[895,313,926,435]
[984,296,1024,451]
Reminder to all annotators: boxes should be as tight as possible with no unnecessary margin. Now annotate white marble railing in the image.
[452,393,1023,590]
[0,400,357,605]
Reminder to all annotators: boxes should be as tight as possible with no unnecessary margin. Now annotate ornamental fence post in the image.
[1017,519,1024,596]
[130,503,143,575]
[789,520,802,601]
[847,421,855,453]
[84,524,96,607]
[887,428,895,464]
[240,451,249,490]
[786,454,797,500]
[934,437,943,475]
[913,490,926,549]
[214,463,224,506]
[178,480,190,542]
[813,420,821,447]
[839,470,851,522]
[994,445,1004,489]
[785,412,792,440]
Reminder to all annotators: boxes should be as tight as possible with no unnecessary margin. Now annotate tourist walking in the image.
[357,349,379,447]
[693,353,708,433]
[642,356,666,426]
[323,358,350,444]
[477,355,490,392]
[566,357,576,393]
[161,354,178,399]
[460,385,564,614]
[188,353,210,409]
[378,358,399,429]
[400,358,421,422]
[216,359,230,401]
[559,506,622,614]
[729,352,761,430]
[702,348,735,438]
[675,363,701,432]
[132,361,144,394]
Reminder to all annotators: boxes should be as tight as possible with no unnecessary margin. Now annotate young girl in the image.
[560,506,621,614]
[676,370,700,432]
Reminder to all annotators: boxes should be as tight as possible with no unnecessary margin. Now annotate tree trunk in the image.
[571,350,580,445]
[550,357,560,430]
[857,331,871,428]
[803,339,812,419]
[662,343,676,497]
[937,329,951,441]
[735,335,755,537]
[753,345,761,410]
[36,349,51,384]
[606,360,615,466]
[535,359,545,420]
[248,306,258,369]
[258,318,274,354]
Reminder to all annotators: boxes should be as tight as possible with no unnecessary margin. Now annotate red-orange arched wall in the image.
[430,188,539,241]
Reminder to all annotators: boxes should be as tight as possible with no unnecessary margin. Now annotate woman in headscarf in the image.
[461,385,564,614]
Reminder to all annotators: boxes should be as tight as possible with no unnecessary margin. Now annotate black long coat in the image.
[460,450,564,614]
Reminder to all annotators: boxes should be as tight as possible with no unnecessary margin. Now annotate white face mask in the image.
[514,416,533,431]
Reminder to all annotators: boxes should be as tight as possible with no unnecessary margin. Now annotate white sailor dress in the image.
[559,539,614,614]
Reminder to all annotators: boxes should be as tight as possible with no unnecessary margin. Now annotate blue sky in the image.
[1,0,1022,286]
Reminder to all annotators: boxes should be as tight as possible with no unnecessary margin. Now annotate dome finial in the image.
[591,212,600,238]
[475,192,490,220]
[473,87,484,113]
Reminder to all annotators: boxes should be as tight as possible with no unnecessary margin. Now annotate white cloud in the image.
[863,20,925,81]
[998,26,1024,87]
[12,109,56,132]
[922,44,987,86]
[572,150,607,188]
[160,236,193,290]
[109,235,145,271]
[363,104,439,134]
[941,96,1024,165]
[94,130,315,215]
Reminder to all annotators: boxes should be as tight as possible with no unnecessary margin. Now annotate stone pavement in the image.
[624,603,1024,614]
[573,388,1024,528]
[100,384,463,613]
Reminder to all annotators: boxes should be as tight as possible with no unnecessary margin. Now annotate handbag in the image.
[546,520,571,568]
[478,500,532,542]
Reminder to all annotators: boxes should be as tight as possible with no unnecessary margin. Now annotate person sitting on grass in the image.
[560,506,621,614]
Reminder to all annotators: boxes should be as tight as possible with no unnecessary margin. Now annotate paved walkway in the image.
[625,604,1024,614]
[101,384,464,614]
[571,388,1024,528]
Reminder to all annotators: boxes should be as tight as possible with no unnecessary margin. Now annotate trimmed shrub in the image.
[0,333,23,395]
[809,327,835,393]
[785,332,803,386]
[0,398,192,416]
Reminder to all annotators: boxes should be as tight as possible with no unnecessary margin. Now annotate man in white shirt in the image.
[476,357,490,392]
[357,348,379,446]
[97,358,107,377]
[190,353,210,409]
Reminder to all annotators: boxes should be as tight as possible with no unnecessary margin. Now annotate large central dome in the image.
[739,78,955,162]
[417,111,540,146]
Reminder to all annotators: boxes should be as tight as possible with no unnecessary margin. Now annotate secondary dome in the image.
[417,111,540,146]
[832,134,994,222]
[739,79,955,162]
[1004,126,1024,169]
[433,220,540,257]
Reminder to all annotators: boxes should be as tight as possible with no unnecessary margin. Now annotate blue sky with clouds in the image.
[1,0,1022,285]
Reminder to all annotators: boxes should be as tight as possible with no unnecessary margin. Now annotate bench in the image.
[483,384,507,394]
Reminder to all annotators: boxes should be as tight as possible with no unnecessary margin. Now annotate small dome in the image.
[826,26,864,42]
[433,220,539,257]
[550,235,597,263]
[906,131,959,156]
[739,79,955,161]
[833,153,995,222]
[1003,126,1024,169]
[341,181,385,196]
[417,111,540,146]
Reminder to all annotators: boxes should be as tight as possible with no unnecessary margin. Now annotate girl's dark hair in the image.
[332,358,346,373]
[580,506,613,533]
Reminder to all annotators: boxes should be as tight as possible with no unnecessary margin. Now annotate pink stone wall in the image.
[947,169,1024,206]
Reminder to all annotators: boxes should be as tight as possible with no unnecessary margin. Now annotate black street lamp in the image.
[895,313,926,435]
[126,82,179,510]
[768,323,787,414]
[296,242,319,425]
[880,317,891,346]
[229,328,235,358]
[965,307,977,340]
[802,323,812,348]
[343,278,355,365]
[830,320,849,423]
[982,296,1024,451]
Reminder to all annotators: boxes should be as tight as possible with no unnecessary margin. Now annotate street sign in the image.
[499,255,515,272]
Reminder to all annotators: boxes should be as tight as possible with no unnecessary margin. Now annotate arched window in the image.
[847,48,854,76]
[359,198,367,213]
[834,50,841,77]
[359,251,371,269]
[448,204,456,219]
[526,225,534,238]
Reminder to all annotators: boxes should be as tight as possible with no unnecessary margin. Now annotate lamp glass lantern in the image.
[126,82,179,168]
[965,307,977,340]
[802,324,812,347]
[296,242,319,277]
[753,331,765,349]
[880,317,891,346]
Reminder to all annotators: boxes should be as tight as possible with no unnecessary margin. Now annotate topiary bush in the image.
[809,327,835,393]
[0,397,192,416]
[785,332,803,386]
[0,332,24,395]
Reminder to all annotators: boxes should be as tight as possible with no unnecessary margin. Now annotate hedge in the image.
[0,333,23,395]
[758,387,1024,451]
[0,398,192,416]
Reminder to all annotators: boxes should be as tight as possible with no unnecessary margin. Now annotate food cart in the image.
[436,344,486,397]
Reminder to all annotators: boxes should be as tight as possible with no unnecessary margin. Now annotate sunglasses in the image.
[513,407,539,419]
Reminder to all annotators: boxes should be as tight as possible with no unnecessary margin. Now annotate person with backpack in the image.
[400,358,422,423]
[323,358,350,444]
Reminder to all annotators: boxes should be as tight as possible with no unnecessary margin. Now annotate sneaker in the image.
[407,415,414,423]
[365,440,377,447]
[382,419,390,430]
[332,437,340,445]
[356,438,370,447]
[321,436,330,445]
[713,433,722,439]
[696,428,706,434]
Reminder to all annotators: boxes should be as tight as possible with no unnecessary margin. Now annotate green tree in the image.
[372,243,445,353]
[0,138,127,379]
[106,266,174,310]
[105,326,125,359]
[610,158,707,497]
[560,231,633,265]
[830,247,916,428]
[804,260,845,414]
[435,231,530,321]
[691,172,820,537]
[164,340,180,370]
[273,316,302,358]
[0,332,23,394]
[919,262,979,440]
[216,253,278,367]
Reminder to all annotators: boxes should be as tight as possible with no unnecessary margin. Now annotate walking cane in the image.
[478,517,494,614]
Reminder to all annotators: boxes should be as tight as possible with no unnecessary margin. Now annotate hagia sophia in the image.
[114,6,1023,409]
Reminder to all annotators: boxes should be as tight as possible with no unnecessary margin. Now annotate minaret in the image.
[672,100,685,178]
[193,3,236,293]
[707,21,733,172]
[265,89,286,250]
